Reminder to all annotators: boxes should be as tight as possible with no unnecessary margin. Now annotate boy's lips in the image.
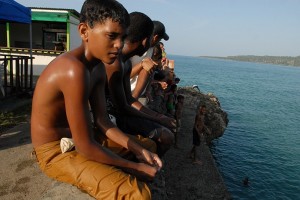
[109,52,119,58]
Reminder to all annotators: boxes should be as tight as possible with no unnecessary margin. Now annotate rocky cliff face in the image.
[177,86,229,143]
[150,86,231,200]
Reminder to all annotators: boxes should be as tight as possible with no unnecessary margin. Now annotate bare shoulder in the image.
[33,51,90,107]
[50,52,89,85]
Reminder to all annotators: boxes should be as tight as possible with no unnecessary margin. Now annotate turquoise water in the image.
[170,55,300,200]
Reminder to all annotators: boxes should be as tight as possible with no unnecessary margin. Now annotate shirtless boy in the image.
[104,12,175,156]
[190,105,211,164]
[31,1,161,199]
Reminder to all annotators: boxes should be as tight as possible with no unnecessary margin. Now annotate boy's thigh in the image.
[43,148,150,199]
[117,116,162,137]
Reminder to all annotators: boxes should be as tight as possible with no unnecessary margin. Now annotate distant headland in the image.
[200,55,300,67]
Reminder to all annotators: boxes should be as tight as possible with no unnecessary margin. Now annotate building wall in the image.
[69,15,80,50]
[32,55,56,75]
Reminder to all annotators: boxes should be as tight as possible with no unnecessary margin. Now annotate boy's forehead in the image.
[91,19,127,32]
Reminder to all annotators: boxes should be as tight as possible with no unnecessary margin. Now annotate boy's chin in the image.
[103,58,117,65]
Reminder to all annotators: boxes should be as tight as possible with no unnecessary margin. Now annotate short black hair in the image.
[126,12,153,43]
[80,0,130,28]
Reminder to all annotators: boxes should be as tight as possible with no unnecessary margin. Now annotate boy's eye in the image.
[108,34,117,39]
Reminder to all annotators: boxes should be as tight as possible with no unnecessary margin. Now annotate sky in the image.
[15,0,300,57]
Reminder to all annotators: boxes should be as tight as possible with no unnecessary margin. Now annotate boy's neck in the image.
[77,46,101,70]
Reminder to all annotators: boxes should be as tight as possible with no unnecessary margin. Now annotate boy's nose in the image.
[115,39,124,50]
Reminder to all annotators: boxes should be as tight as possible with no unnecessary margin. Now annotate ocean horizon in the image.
[170,54,300,200]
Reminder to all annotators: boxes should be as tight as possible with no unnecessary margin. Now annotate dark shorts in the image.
[193,128,200,146]
[116,115,163,138]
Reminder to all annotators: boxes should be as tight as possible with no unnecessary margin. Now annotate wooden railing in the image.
[0,54,34,98]
[0,46,64,56]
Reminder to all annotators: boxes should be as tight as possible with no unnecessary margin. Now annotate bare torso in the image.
[31,47,102,148]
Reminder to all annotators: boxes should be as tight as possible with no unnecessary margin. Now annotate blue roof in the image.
[0,0,31,23]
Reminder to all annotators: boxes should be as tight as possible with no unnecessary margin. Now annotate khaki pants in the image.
[35,135,156,200]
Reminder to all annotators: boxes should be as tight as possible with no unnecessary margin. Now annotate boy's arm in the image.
[61,62,130,167]
[130,57,155,79]
[130,61,143,78]
[90,64,162,170]
[105,59,167,125]
[131,58,157,99]
[123,61,176,129]
[132,97,176,129]
[62,62,160,178]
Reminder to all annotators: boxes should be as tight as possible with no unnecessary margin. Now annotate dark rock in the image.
[178,87,229,143]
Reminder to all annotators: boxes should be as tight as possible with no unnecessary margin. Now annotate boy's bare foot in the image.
[193,160,203,165]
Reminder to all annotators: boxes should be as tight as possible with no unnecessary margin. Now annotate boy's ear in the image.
[142,37,148,47]
[152,34,159,45]
[78,23,88,41]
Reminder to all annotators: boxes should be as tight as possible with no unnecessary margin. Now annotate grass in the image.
[0,104,31,134]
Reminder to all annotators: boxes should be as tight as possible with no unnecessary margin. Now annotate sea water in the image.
[170,55,300,200]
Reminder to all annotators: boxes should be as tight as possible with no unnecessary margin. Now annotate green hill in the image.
[202,55,300,67]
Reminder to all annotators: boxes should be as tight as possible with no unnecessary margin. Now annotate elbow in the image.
[95,117,114,134]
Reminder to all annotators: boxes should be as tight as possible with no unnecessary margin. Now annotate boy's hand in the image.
[124,163,159,181]
[137,149,162,171]
[159,81,168,90]
[142,58,157,74]
[161,58,169,67]
[158,114,177,130]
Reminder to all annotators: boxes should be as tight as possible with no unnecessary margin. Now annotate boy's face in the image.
[85,19,127,64]
[133,35,151,57]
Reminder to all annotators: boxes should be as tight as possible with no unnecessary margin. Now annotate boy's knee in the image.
[133,135,157,153]
[158,128,174,145]
[144,137,157,153]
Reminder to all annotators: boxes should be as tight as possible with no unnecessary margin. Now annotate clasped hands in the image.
[141,57,158,74]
